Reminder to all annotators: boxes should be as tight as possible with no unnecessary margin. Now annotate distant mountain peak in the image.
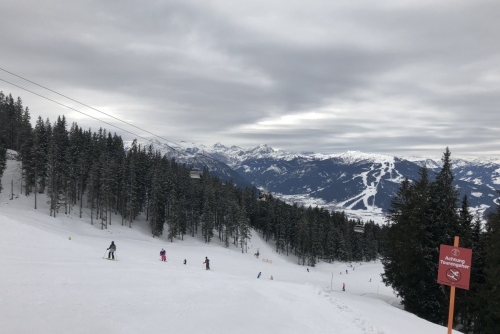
[213,142,227,149]
[336,151,395,164]
[249,143,275,154]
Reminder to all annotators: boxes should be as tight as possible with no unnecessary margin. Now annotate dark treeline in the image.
[0,92,380,266]
[380,148,500,333]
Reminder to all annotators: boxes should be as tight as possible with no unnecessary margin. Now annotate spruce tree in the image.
[0,136,6,193]
[31,117,50,208]
[382,167,435,319]
[295,214,310,265]
[18,107,34,195]
[480,205,500,333]
[237,205,251,253]
[149,154,166,237]
[425,148,461,324]
[201,190,215,243]
[0,92,7,192]
[47,116,69,217]
[454,195,474,329]
[463,213,487,333]
[124,139,140,227]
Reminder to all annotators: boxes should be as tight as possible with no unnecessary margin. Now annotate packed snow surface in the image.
[0,159,462,334]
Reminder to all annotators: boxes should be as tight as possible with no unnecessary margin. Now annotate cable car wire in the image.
[0,69,223,172]
[0,66,182,149]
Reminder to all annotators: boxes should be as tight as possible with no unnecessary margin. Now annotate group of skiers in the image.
[104,243,348,290]
[105,242,352,291]
[105,241,207,269]
[256,271,274,280]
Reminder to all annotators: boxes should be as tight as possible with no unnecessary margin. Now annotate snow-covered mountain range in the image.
[151,141,500,224]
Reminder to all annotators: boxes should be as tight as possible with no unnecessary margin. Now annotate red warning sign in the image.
[437,244,472,290]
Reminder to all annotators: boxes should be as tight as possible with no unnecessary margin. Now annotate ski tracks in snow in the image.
[312,285,386,334]
[340,159,397,212]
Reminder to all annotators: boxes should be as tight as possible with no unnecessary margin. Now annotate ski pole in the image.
[103,249,108,258]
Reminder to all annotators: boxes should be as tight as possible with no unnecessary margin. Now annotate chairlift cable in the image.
[0,68,225,170]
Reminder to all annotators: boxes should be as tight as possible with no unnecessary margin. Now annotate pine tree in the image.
[430,147,461,244]
[454,195,474,329]
[462,213,487,333]
[47,116,69,217]
[0,92,8,192]
[424,148,461,324]
[274,203,287,255]
[18,107,34,195]
[149,154,167,237]
[480,205,500,333]
[98,153,113,229]
[362,222,380,261]
[77,129,93,218]
[382,167,435,319]
[236,205,251,253]
[2,94,20,151]
[201,190,215,243]
[167,189,181,241]
[0,136,6,193]
[124,139,140,227]
[31,117,50,208]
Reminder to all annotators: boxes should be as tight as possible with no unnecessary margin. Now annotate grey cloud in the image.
[0,0,499,159]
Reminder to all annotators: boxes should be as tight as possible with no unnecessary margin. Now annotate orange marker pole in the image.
[447,236,459,334]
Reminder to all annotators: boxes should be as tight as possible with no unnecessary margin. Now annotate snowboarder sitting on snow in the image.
[160,249,166,261]
[107,241,116,260]
[203,256,210,270]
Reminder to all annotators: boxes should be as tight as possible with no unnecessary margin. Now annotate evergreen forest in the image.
[0,92,379,265]
[1,92,499,333]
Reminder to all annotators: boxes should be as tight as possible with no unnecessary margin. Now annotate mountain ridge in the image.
[145,141,500,224]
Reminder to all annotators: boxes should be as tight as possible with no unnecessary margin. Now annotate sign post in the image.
[437,236,472,334]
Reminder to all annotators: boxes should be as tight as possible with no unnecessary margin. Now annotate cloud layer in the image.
[1,0,499,158]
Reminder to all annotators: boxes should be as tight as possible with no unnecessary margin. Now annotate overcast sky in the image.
[1,0,499,159]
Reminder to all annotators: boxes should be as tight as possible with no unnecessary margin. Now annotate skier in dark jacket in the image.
[160,249,166,261]
[203,256,210,270]
[107,241,116,260]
